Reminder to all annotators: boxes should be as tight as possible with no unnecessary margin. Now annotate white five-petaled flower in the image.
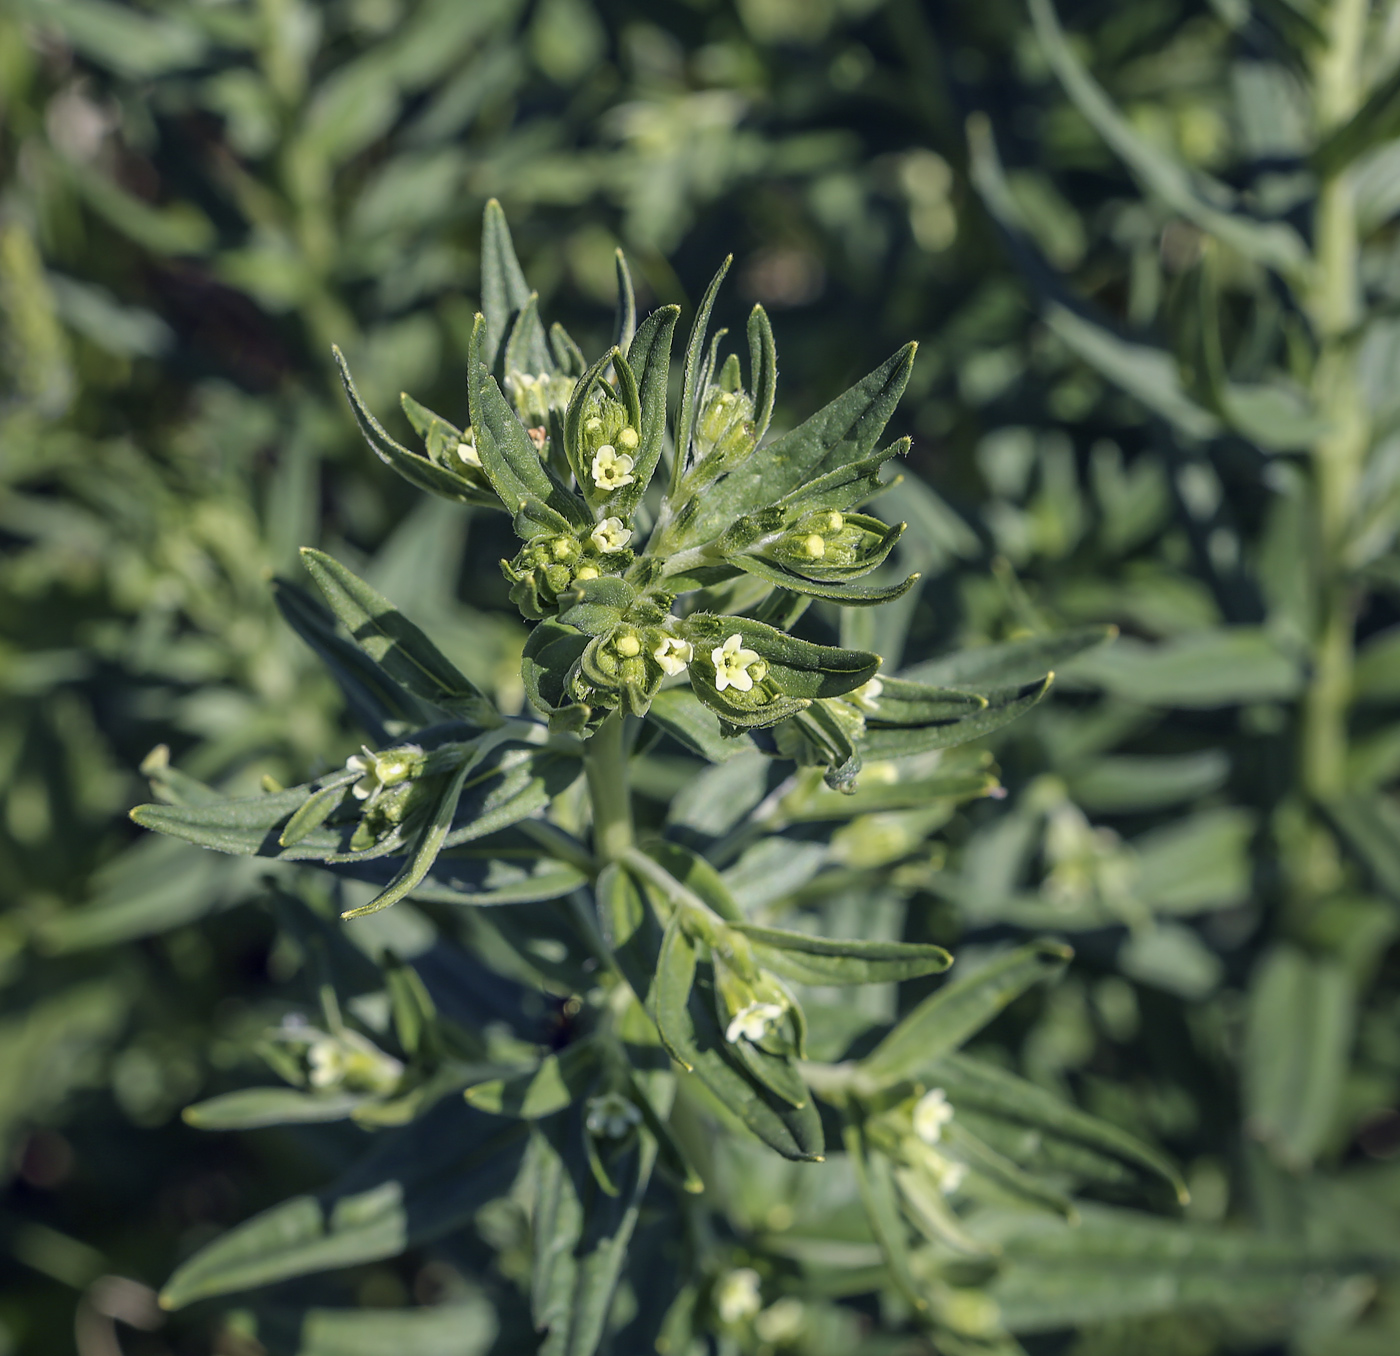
[712,633,762,692]
[653,636,693,676]
[725,1001,786,1044]
[585,1091,642,1139]
[715,1268,763,1324]
[590,444,635,491]
[848,676,884,713]
[590,517,632,553]
[912,1086,954,1144]
[346,745,420,803]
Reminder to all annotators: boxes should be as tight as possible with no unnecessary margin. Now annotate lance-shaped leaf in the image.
[845,1123,927,1312]
[183,1087,372,1130]
[978,1204,1369,1334]
[894,1165,993,1257]
[463,1040,601,1118]
[522,619,592,719]
[681,613,880,731]
[858,941,1072,1091]
[1028,0,1307,277]
[859,677,1054,760]
[928,1052,1186,1201]
[734,924,952,986]
[274,580,433,741]
[774,440,909,516]
[504,292,554,378]
[940,1119,1076,1218]
[300,549,501,728]
[561,345,619,496]
[550,321,586,376]
[252,1300,497,1356]
[673,255,733,488]
[688,343,916,544]
[646,688,757,763]
[530,1116,658,1356]
[333,348,498,507]
[610,304,680,519]
[613,248,637,354]
[652,910,698,1069]
[160,1103,527,1308]
[400,393,463,465]
[747,303,777,445]
[468,314,586,534]
[278,769,360,848]
[902,625,1115,688]
[481,197,531,371]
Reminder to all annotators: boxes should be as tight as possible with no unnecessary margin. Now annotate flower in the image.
[912,1087,953,1144]
[848,676,884,713]
[307,1038,346,1088]
[801,533,826,558]
[715,1268,762,1324]
[755,1297,806,1344]
[585,1092,642,1139]
[590,444,635,490]
[346,745,421,803]
[590,517,632,553]
[455,433,480,467]
[725,1001,786,1044]
[712,633,763,693]
[653,636,693,676]
[617,425,639,450]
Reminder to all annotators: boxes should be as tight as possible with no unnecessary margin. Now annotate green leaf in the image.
[725,551,920,606]
[613,249,637,354]
[1314,60,1400,176]
[735,924,952,985]
[747,303,778,445]
[300,548,501,728]
[504,292,554,378]
[1028,0,1308,276]
[463,1041,600,1118]
[845,1123,927,1312]
[901,626,1114,688]
[646,688,757,762]
[334,348,497,508]
[860,678,1055,760]
[1060,628,1302,707]
[858,942,1072,1090]
[1327,792,1400,902]
[257,1299,497,1356]
[941,1119,1076,1217]
[521,619,592,718]
[1067,751,1230,813]
[1244,944,1356,1171]
[610,304,680,519]
[160,1108,527,1308]
[183,1088,371,1130]
[674,256,733,487]
[928,1052,1186,1201]
[481,198,532,371]
[689,344,917,544]
[652,911,699,1070]
[467,313,585,534]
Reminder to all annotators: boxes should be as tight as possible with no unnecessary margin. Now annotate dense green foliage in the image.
[4,2,1400,1354]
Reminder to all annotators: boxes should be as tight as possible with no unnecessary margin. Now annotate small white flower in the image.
[455,434,480,467]
[590,444,635,490]
[585,1092,642,1139]
[848,676,884,713]
[712,633,762,693]
[590,517,632,553]
[725,1001,786,1044]
[754,1297,806,1344]
[912,1087,954,1144]
[653,636,693,676]
[346,745,420,802]
[715,1267,762,1324]
[306,1039,346,1088]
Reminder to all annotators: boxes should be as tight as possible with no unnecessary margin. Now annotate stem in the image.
[584,711,634,861]
[1302,0,1370,802]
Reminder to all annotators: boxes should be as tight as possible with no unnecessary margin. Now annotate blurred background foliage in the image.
[4,0,1400,1353]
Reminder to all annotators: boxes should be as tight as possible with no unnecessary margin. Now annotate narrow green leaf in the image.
[673,256,733,489]
[747,303,777,444]
[859,942,1072,1090]
[737,924,953,985]
[300,548,501,728]
[646,688,757,763]
[902,626,1114,688]
[504,291,554,377]
[481,198,531,370]
[612,248,636,355]
[183,1088,370,1130]
[845,1123,927,1312]
[653,911,699,1070]
[463,1041,600,1118]
[860,678,1054,760]
[612,304,680,519]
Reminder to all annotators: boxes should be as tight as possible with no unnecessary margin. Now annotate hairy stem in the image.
[1302,0,1370,802]
[584,710,635,861]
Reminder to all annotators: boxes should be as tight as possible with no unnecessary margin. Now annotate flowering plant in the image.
[131,204,1176,1354]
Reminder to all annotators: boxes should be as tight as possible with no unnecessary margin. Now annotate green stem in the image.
[1302,0,1370,803]
[584,711,634,861]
